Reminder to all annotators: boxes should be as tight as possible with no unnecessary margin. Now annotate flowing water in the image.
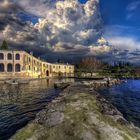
[98,79,140,128]
[0,78,74,140]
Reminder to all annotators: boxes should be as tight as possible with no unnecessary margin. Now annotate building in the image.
[0,50,74,79]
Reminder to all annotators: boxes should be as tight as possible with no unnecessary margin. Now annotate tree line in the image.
[76,57,106,77]
[76,57,140,78]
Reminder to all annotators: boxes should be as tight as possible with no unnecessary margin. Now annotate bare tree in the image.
[78,57,105,76]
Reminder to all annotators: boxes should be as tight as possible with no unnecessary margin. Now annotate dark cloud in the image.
[0,0,110,63]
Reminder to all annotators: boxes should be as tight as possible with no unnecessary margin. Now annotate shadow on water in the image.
[0,78,75,140]
[98,79,140,128]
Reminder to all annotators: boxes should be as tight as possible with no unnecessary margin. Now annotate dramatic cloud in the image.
[1,0,140,64]
[17,0,104,48]
[0,0,110,62]
[102,24,140,64]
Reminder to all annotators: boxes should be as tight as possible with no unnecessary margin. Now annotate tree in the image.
[78,57,106,76]
[0,40,8,50]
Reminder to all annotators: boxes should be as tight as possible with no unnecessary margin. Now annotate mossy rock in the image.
[11,86,140,140]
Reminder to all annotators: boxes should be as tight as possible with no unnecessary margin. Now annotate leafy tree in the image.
[0,40,8,50]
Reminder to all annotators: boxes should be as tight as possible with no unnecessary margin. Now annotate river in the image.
[1,79,140,139]
[98,79,140,128]
[0,78,74,140]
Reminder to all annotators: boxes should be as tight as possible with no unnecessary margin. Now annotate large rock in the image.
[11,84,140,140]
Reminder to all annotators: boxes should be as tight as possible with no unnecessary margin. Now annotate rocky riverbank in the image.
[11,83,140,140]
[80,78,122,88]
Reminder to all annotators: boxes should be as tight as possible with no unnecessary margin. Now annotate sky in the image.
[1,0,140,63]
[0,0,106,62]
[100,0,140,50]
[20,0,140,30]
[19,0,140,50]
[17,12,39,25]
[18,0,89,24]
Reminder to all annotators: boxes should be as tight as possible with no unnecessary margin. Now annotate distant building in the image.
[0,50,74,79]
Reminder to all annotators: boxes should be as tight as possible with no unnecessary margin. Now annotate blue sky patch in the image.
[17,12,39,25]
[100,0,140,40]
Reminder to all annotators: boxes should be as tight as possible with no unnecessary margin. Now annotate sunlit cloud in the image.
[0,0,110,62]
[107,36,140,50]
[16,0,103,48]
[103,24,140,50]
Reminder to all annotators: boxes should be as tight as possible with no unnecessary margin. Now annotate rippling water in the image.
[1,79,140,139]
[98,80,140,127]
[0,78,74,140]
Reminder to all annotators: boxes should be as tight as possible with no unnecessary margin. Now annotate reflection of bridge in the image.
[0,50,74,79]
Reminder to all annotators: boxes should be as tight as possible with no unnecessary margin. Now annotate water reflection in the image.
[0,79,52,105]
[98,80,140,128]
[0,78,75,140]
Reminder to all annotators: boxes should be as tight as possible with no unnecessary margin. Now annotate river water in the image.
[0,78,74,140]
[1,79,140,139]
[98,79,140,128]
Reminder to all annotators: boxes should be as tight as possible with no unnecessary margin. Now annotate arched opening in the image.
[58,72,63,77]
[0,63,4,72]
[7,63,13,72]
[15,64,21,72]
[7,53,12,60]
[0,53,4,60]
[46,70,49,76]
[15,54,20,60]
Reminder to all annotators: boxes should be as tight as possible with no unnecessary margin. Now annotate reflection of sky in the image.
[0,78,75,139]
[0,79,57,139]
[99,80,140,127]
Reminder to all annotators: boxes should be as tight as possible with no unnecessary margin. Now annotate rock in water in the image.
[54,82,70,89]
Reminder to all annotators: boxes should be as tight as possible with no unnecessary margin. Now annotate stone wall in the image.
[0,50,75,79]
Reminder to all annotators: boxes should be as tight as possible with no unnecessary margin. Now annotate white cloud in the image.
[107,36,140,50]
[126,13,134,20]
[103,24,140,50]
[126,1,140,11]
[0,0,110,62]
[16,0,107,52]
[126,1,140,20]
